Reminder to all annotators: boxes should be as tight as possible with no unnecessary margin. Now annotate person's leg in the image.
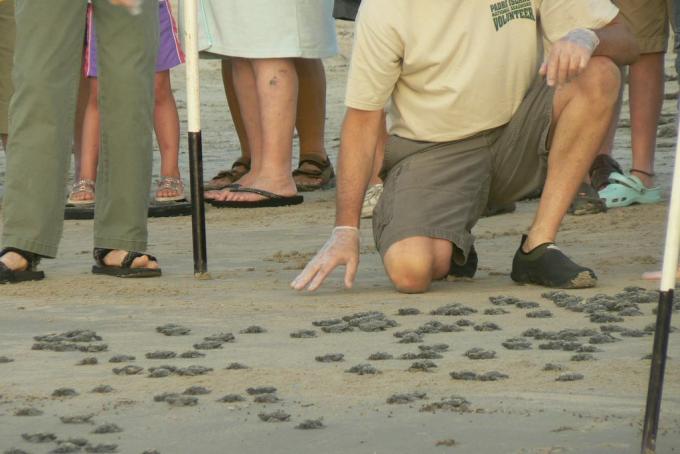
[153,70,183,199]
[292,58,334,190]
[91,0,160,269]
[73,74,91,180]
[627,52,664,186]
[212,57,299,202]
[69,78,100,203]
[228,57,264,185]
[1,0,88,273]
[526,58,621,250]
[374,135,492,293]
[0,0,15,151]
[203,59,251,192]
[222,58,251,161]
[383,237,453,294]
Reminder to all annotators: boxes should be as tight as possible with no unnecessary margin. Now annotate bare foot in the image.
[206,170,261,201]
[103,250,160,270]
[0,251,28,272]
[211,175,297,203]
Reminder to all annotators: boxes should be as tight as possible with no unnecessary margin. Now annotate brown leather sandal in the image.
[0,248,45,284]
[292,157,335,192]
[204,158,250,191]
[590,155,623,191]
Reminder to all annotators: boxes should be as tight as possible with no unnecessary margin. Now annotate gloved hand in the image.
[540,28,600,87]
[291,226,360,291]
[108,0,142,15]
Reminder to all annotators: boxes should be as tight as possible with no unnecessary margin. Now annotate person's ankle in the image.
[522,232,555,253]
[299,151,329,164]
[630,168,655,188]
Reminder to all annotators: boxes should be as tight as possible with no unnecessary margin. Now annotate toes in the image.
[130,255,149,269]
[103,250,126,267]
[130,255,160,270]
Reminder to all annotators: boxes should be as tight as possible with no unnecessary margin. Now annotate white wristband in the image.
[565,28,600,53]
[333,226,359,233]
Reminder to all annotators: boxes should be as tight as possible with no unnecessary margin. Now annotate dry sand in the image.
[1,22,680,454]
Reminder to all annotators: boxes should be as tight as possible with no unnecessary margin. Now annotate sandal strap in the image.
[157,176,185,192]
[0,247,42,269]
[93,248,157,269]
[208,159,251,181]
[70,179,96,193]
[590,155,623,190]
[293,158,331,177]
[93,248,113,267]
[607,172,646,192]
[230,187,285,199]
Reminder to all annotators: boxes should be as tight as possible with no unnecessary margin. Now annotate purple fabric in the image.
[84,1,184,77]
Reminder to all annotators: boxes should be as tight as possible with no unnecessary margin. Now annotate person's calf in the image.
[526,57,621,251]
[383,237,452,294]
[1,133,7,151]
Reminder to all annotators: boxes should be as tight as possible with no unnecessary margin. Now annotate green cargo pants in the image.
[2,0,159,258]
[0,0,14,137]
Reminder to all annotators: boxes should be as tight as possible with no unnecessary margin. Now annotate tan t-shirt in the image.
[345,0,619,142]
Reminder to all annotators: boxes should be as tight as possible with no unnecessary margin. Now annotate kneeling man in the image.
[293,0,639,293]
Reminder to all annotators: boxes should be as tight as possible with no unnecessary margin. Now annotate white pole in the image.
[184,0,201,134]
[182,0,208,276]
[660,132,680,292]
[641,112,680,452]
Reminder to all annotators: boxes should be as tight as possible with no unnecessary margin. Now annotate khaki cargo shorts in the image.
[613,0,674,54]
[373,75,554,264]
[0,0,15,135]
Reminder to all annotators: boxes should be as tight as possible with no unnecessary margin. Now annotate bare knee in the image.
[573,56,621,107]
[385,259,434,294]
[383,238,452,294]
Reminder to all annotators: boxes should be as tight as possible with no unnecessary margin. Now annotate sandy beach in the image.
[1,21,680,454]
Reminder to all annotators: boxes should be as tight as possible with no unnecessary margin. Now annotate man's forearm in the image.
[594,14,640,66]
[335,108,384,228]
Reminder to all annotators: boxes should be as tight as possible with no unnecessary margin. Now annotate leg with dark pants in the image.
[2,0,88,264]
[91,0,158,254]
[0,0,14,150]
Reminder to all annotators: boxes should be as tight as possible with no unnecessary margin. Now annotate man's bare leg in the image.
[380,58,621,294]
[1,133,6,151]
[383,237,453,294]
[525,57,621,250]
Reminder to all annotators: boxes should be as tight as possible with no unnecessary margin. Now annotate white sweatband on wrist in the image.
[565,28,600,52]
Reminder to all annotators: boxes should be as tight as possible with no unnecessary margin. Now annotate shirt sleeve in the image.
[344,0,404,111]
[538,0,619,45]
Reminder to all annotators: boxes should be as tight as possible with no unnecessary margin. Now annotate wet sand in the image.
[1,22,680,454]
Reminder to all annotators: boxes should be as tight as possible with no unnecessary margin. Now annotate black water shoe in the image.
[511,235,596,288]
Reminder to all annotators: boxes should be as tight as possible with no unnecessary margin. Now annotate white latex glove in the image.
[291,226,360,291]
[108,0,142,15]
[540,28,600,87]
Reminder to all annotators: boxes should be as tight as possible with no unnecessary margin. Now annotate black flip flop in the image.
[208,187,303,208]
[92,248,162,278]
[0,247,46,284]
